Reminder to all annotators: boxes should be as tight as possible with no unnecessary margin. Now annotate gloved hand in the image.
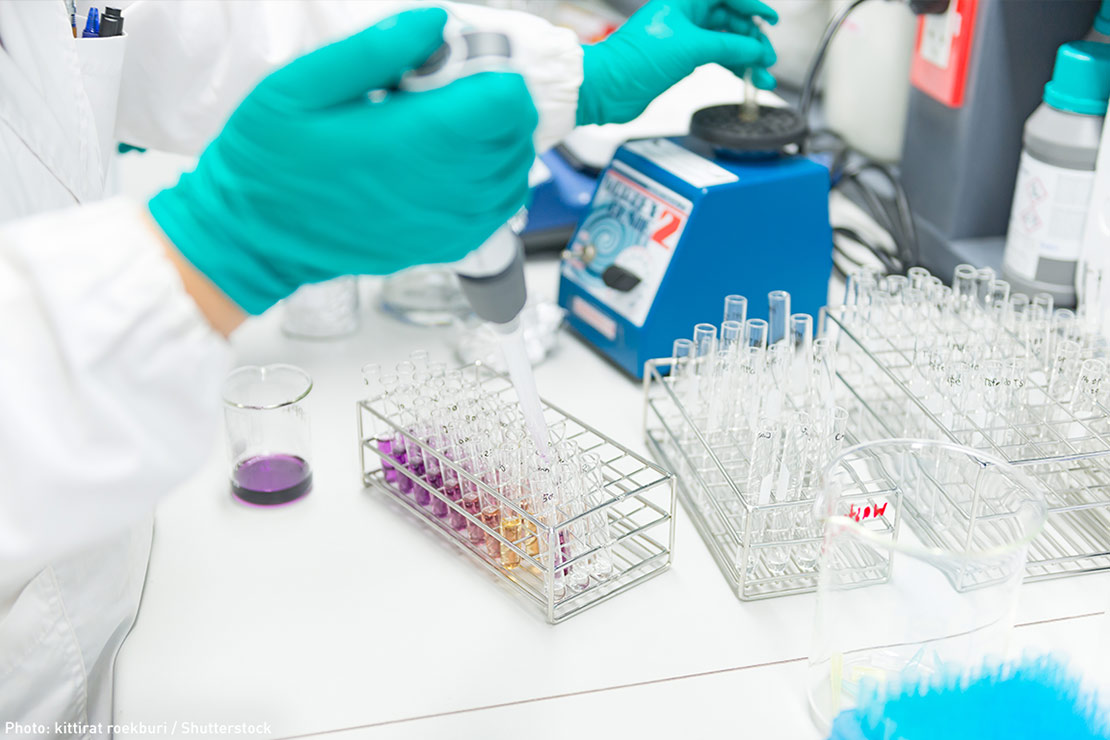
[576,0,778,126]
[149,8,538,315]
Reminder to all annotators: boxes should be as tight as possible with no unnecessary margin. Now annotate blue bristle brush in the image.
[829,655,1110,740]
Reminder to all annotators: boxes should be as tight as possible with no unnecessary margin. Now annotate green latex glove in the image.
[149,8,538,315]
[577,0,779,126]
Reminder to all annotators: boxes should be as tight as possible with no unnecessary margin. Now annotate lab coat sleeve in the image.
[115,1,582,156]
[0,198,231,566]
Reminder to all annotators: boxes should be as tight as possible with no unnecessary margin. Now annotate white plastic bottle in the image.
[1003,41,1110,307]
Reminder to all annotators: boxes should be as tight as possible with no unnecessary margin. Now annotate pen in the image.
[82,7,99,38]
[65,0,76,37]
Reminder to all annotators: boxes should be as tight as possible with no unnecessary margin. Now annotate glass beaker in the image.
[281,276,359,339]
[222,365,314,506]
[808,438,1047,733]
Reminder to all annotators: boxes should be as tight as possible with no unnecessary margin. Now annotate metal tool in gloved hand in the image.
[401,26,527,331]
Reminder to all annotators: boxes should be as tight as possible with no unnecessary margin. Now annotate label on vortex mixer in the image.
[562,160,690,327]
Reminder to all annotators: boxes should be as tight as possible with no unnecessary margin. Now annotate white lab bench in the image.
[113,257,1110,740]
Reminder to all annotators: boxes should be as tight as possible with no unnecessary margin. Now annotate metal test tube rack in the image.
[642,355,896,601]
[829,278,1110,581]
[357,362,675,623]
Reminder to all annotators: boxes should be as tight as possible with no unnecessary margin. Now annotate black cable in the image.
[840,161,919,267]
[798,0,872,121]
[834,225,901,274]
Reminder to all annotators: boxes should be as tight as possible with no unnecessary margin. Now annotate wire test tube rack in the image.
[829,264,1110,580]
[643,291,886,600]
[358,360,675,623]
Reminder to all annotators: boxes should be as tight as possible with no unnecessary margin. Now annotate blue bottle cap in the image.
[1096,0,1110,36]
[1044,40,1110,115]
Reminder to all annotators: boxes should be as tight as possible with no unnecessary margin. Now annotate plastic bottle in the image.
[1086,0,1110,42]
[1002,41,1110,307]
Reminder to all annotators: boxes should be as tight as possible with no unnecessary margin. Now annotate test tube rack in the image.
[829,267,1110,581]
[644,355,896,600]
[357,362,675,624]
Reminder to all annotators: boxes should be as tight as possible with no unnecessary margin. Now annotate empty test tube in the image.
[724,294,748,325]
[1071,359,1106,416]
[908,266,931,292]
[580,452,615,581]
[974,267,996,307]
[768,290,791,345]
[952,264,977,310]
[693,323,718,375]
[1048,339,1082,404]
[790,313,813,357]
[744,318,769,350]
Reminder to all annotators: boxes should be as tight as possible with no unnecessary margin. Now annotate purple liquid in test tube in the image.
[409,455,431,506]
[429,469,448,518]
[231,454,312,506]
[377,438,397,483]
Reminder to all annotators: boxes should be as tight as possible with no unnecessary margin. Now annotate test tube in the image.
[724,294,749,325]
[747,418,779,507]
[1071,359,1106,416]
[1008,293,1030,329]
[459,436,486,546]
[908,266,932,292]
[790,313,814,358]
[768,290,791,345]
[741,68,759,122]
[988,279,1011,309]
[1048,339,1082,402]
[409,396,435,508]
[671,338,694,386]
[952,264,977,310]
[557,460,592,593]
[744,318,769,350]
[693,323,718,376]
[409,350,429,375]
[1033,293,1055,317]
[580,452,615,581]
[534,463,565,600]
[974,267,996,307]
[497,443,524,569]
[474,437,502,559]
[362,364,396,484]
[1053,308,1080,348]
[439,415,467,533]
[720,320,743,357]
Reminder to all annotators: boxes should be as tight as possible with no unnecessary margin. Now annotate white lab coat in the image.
[0,1,581,736]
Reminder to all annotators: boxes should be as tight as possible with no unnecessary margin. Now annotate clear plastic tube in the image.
[768,290,791,345]
[791,313,814,357]
[720,320,743,357]
[671,337,694,385]
[724,294,749,325]
[953,263,977,309]
[1071,359,1106,416]
[974,267,996,307]
[744,318,769,350]
[693,323,718,371]
[908,266,931,292]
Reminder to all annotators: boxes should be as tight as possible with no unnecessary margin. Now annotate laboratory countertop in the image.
[114,258,1110,740]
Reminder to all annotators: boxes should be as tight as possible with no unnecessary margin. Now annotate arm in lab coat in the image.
[116,1,582,156]
[0,198,231,567]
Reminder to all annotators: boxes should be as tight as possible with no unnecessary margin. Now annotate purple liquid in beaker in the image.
[232,454,312,506]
